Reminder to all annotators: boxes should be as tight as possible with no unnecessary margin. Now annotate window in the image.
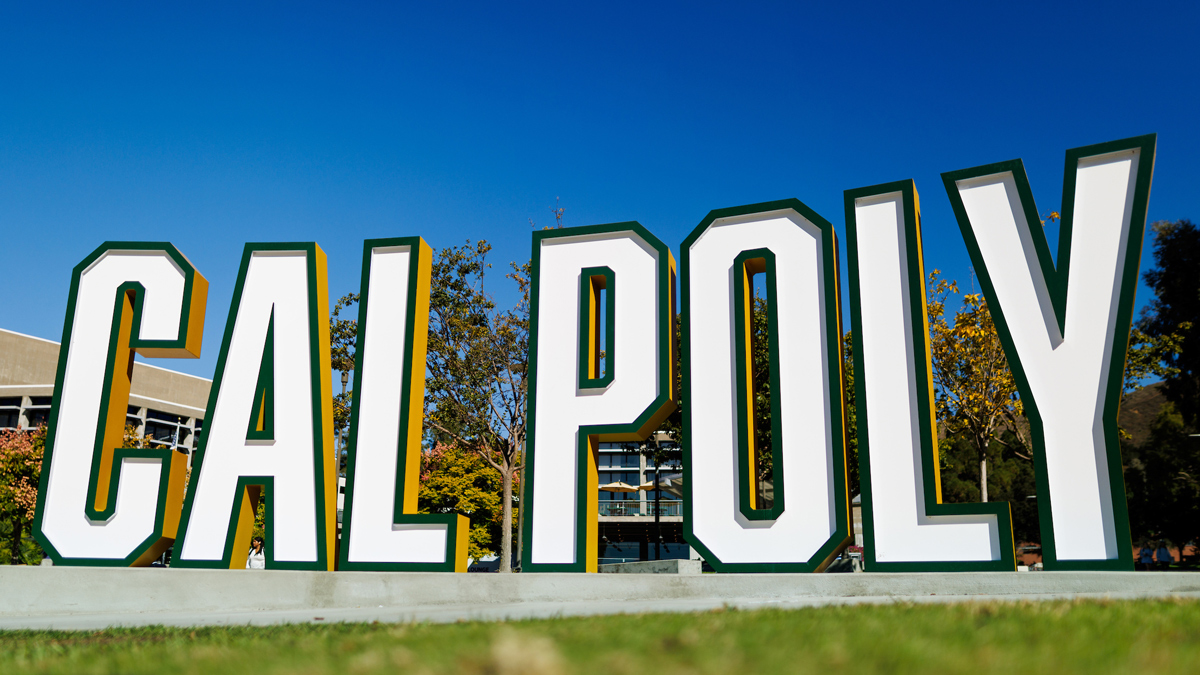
[647,459,681,471]
[0,397,20,428]
[22,396,52,430]
[24,408,49,429]
[142,408,190,449]
[598,470,640,484]
[144,421,178,445]
[597,452,639,469]
[147,409,182,424]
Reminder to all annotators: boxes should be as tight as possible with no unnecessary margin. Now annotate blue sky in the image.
[1,2,1196,378]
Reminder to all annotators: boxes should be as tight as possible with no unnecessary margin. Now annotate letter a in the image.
[174,244,337,570]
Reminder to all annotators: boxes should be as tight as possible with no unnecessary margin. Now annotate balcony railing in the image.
[598,499,683,517]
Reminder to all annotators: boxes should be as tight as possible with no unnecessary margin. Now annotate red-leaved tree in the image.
[0,427,45,564]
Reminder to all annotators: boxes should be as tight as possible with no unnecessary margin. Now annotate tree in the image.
[938,430,1040,544]
[749,296,774,505]
[419,442,507,561]
[330,292,360,474]
[926,252,1182,544]
[927,270,1026,503]
[840,331,860,499]
[1139,219,1199,427]
[924,271,1044,544]
[1125,218,1198,551]
[424,241,529,573]
[0,427,45,564]
[1124,402,1200,551]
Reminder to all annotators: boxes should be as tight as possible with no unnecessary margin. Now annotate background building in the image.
[596,438,693,564]
[0,328,210,459]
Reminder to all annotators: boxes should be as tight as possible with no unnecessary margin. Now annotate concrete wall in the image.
[0,568,1196,630]
[0,329,60,393]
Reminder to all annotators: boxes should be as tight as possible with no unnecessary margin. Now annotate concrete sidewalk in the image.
[0,567,1196,630]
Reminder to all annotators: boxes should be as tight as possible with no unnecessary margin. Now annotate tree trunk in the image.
[515,461,525,572]
[499,467,513,573]
[980,448,989,503]
[10,519,23,565]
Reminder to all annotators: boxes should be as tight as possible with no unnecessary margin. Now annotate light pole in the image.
[338,371,350,466]
[654,465,661,561]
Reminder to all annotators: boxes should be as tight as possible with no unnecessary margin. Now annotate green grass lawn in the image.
[1,599,1197,674]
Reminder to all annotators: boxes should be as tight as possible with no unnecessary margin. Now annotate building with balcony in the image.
[596,438,694,564]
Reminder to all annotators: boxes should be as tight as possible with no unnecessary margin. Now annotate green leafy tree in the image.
[1138,219,1199,427]
[330,292,360,474]
[418,442,507,561]
[1125,328,1189,390]
[1124,402,1199,552]
[938,429,1041,544]
[841,331,860,499]
[424,241,529,573]
[1124,219,1198,551]
[749,296,773,504]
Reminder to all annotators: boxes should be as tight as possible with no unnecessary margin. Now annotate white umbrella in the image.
[599,481,640,493]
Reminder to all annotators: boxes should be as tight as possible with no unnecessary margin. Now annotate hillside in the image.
[1119,382,1168,447]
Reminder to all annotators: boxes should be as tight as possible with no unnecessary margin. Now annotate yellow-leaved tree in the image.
[927,261,1188,507]
[926,270,1027,503]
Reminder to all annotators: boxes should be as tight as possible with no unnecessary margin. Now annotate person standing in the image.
[1156,541,1173,571]
[246,536,266,569]
[1138,543,1154,571]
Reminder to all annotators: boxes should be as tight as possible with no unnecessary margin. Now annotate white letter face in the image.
[847,182,1015,571]
[339,238,469,572]
[33,244,206,566]
[681,201,851,572]
[174,245,337,570]
[944,135,1155,570]
[522,223,675,573]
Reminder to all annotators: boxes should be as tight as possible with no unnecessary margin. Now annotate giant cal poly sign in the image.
[31,135,1156,573]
